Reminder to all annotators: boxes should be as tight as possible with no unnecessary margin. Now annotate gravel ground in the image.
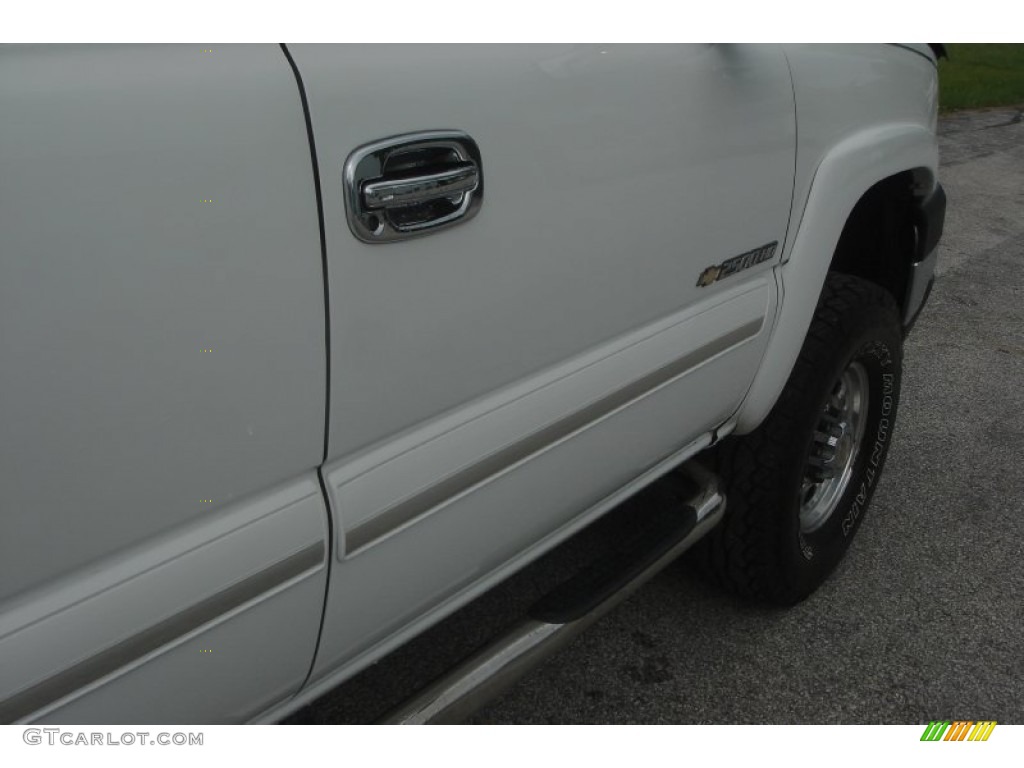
[289,108,1024,725]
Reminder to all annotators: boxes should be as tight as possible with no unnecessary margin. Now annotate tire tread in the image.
[692,273,901,604]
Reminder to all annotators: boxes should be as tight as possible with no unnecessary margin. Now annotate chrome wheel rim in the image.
[799,361,870,533]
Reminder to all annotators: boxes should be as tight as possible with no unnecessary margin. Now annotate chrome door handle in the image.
[344,130,484,243]
[362,164,479,210]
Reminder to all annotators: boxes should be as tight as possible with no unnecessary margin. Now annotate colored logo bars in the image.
[920,721,997,741]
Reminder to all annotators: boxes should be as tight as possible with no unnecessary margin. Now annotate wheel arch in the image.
[828,167,937,320]
[733,123,938,434]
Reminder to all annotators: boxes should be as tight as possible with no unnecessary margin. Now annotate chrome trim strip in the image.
[346,318,763,554]
[0,541,324,724]
[363,163,479,210]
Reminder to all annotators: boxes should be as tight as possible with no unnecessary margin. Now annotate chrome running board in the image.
[379,462,725,724]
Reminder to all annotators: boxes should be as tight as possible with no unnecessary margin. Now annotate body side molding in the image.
[347,318,763,554]
[0,543,323,724]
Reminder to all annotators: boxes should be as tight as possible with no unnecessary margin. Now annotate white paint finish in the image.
[782,44,939,260]
[891,44,938,64]
[37,573,326,725]
[735,125,938,434]
[732,45,939,434]
[309,279,775,679]
[291,43,794,689]
[0,44,941,724]
[288,44,796,462]
[257,437,721,725]
[325,281,770,552]
[0,474,327,723]
[0,45,327,602]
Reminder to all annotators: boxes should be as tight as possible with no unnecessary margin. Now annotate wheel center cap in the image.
[799,362,870,534]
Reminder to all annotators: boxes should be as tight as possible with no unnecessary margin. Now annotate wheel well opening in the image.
[829,169,931,310]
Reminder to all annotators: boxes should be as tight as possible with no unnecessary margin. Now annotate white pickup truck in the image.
[0,43,945,724]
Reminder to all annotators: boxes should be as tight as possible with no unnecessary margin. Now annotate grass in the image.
[939,44,1024,112]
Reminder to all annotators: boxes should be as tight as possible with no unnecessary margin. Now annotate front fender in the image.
[733,123,938,434]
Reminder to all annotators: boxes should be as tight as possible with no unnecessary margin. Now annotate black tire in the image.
[694,272,903,605]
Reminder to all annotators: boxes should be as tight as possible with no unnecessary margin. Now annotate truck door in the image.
[0,44,329,723]
[288,44,796,681]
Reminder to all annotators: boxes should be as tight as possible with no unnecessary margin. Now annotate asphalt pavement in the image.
[289,108,1024,725]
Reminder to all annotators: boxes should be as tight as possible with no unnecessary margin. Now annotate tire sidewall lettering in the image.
[840,349,895,539]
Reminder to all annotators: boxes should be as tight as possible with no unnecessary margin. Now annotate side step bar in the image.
[379,462,725,724]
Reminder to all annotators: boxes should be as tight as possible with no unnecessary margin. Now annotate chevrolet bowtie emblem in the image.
[696,241,778,287]
[696,265,722,287]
